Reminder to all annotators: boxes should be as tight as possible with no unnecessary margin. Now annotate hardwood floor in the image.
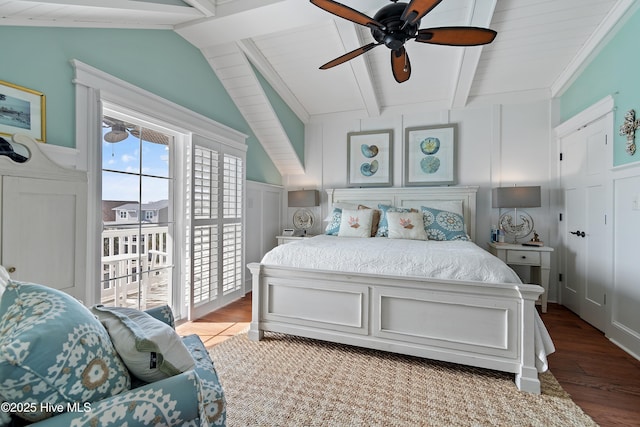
[178,296,640,427]
[543,304,640,427]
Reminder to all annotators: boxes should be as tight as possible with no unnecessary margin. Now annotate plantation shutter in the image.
[187,135,245,320]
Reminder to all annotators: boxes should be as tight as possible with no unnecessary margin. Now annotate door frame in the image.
[554,95,614,333]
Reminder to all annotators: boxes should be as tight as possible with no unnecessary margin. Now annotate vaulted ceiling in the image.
[1,0,633,175]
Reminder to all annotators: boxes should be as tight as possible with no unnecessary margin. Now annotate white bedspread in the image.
[262,235,555,371]
[263,235,522,283]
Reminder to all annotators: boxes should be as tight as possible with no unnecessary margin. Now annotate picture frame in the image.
[404,124,456,186]
[347,129,393,187]
[0,80,46,142]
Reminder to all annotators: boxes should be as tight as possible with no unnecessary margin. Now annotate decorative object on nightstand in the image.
[522,230,544,247]
[488,242,554,313]
[288,189,320,235]
[492,186,541,243]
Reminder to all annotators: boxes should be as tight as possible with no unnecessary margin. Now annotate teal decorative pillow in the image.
[0,282,131,423]
[376,204,414,237]
[420,206,470,241]
[324,208,342,235]
[92,305,195,383]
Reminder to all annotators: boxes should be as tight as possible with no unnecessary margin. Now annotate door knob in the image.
[570,230,586,237]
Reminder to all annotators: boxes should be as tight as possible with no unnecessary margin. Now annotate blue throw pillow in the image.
[325,207,342,235]
[420,206,470,241]
[0,282,131,423]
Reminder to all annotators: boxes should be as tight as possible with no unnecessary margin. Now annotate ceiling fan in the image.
[103,116,169,145]
[310,0,497,83]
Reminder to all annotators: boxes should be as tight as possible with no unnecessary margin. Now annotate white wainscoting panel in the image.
[245,180,283,292]
[610,166,640,359]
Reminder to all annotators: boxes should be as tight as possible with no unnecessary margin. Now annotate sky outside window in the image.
[102,126,170,203]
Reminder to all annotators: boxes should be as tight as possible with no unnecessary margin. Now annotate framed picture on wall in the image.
[347,129,393,187]
[0,80,46,142]
[404,124,456,186]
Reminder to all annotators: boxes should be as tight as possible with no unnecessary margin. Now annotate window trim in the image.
[73,59,248,315]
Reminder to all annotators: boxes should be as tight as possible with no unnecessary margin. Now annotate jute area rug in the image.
[209,332,597,427]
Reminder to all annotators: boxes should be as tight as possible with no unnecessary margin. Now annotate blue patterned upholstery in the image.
[0,281,225,427]
[0,282,131,423]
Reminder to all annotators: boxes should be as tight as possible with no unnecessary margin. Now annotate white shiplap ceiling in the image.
[1,0,634,175]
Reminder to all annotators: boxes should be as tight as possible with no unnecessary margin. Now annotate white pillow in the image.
[92,305,195,382]
[338,208,374,238]
[387,211,429,240]
[332,202,360,210]
[421,200,463,216]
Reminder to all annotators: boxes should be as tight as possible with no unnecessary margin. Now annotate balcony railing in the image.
[101,225,171,309]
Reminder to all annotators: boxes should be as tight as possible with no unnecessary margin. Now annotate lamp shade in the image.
[288,190,320,207]
[492,186,541,208]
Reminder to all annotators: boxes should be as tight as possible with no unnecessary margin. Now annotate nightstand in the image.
[487,242,554,313]
[276,235,314,245]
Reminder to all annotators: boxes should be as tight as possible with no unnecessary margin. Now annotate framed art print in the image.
[404,124,456,186]
[347,129,393,187]
[0,80,46,142]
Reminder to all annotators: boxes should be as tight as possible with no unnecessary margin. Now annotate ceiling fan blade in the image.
[401,0,444,26]
[391,47,411,83]
[310,0,383,29]
[415,27,497,46]
[320,42,380,70]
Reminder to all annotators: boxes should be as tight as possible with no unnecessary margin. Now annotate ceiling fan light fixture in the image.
[104,123,128,143]
[312,0,497,83]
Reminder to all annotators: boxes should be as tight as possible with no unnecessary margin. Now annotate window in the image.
[101,112,174,310]
[73,59,248,319]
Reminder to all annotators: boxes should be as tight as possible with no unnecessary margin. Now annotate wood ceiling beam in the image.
[334,20,381,117]
[450,0,497,109]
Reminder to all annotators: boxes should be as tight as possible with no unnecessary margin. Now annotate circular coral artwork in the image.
[420,156,440,174]
[420,137,440,155]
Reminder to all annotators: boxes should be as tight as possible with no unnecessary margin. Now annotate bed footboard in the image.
[247,262,544,393]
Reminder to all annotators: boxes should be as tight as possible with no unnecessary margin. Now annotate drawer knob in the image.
[521,256,526,259]
[7,266,16,273]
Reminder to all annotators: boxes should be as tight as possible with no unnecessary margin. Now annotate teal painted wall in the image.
[560,7,640,166]
[0,26,283,185]
[252,63,305,165]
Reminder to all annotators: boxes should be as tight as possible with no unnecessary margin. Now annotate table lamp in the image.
[288,190,320,235]
[492,186,541,243]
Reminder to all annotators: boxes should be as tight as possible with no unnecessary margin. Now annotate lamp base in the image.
[498,209,534,243]
[293,208,314,235]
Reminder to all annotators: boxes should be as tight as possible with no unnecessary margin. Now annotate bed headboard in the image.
[327,186,478,242]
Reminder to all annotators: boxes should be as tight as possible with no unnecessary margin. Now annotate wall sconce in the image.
[288,190,320,235]
[492,186,541,243]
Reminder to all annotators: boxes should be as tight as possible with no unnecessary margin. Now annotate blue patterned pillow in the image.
[0,282,131,423]
[420,206,470,241]
[376,204,414,237]
[325,207,342,235]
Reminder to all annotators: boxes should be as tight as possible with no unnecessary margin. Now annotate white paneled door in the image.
[559,114,611,332]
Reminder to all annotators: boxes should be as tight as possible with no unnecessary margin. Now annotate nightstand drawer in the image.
[506,250,541,265]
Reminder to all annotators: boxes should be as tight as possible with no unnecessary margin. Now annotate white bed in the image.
[247,186,554,393]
